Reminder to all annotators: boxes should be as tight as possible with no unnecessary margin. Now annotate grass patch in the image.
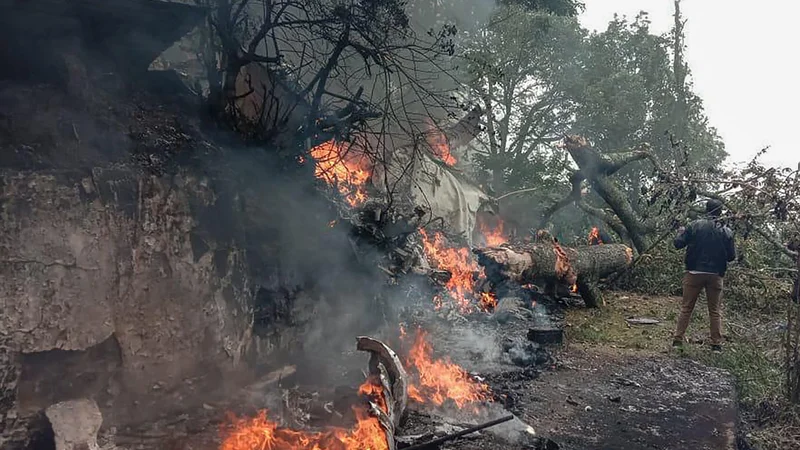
[566,292,674,351]
[746,406,800,450]
[682,341,783,405]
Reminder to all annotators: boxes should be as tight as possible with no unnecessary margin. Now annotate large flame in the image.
[588,227,603,245]
[310,140,372,207]
[405,329,491,408]
[418,229,481,312]
[219,378,388,450]
[425,121,457,166]
[418,229,498,312]
[479,219,507,247]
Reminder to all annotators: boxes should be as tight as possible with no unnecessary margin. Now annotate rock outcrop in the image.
[45,399,103,450]
[0,167,254,446]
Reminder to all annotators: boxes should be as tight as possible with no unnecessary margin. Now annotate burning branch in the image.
[310,139,373,207]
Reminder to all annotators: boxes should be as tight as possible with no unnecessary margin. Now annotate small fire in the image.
[570,283,578,293]
[425,120,457,166]
[310,140,372,207]
[419,229,479,313]
[588,227,603,245]
[479,292,498,311]
[479,219,507,247]
[405,329,491,408]
[219,378,388,450]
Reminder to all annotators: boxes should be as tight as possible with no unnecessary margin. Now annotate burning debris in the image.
[404,329,491,410]
[478,217,508,247]
[216,328,549,450]
[424,121,457,167]
[220,405,389,450]
[309,139,373,207]
[419,229,486,313]
[417,227,510,314]
[220,337,407,450]
[588,227,603,246]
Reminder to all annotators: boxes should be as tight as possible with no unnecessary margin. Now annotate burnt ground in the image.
[114,291,739,450]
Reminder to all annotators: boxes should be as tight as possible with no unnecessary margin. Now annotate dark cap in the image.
[706,199,723,217]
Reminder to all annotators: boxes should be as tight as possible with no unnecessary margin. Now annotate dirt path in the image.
[501,291,741,450]
[512,346,738,450]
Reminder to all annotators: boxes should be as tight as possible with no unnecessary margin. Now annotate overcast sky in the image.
[579,0,799,169]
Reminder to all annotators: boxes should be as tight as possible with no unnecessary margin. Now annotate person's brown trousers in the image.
[673,272,724,345]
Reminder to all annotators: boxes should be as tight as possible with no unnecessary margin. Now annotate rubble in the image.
[45,398,103,450]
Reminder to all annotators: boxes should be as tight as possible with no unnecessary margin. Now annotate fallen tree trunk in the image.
[473,243,633,307]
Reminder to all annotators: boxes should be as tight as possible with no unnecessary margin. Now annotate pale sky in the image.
[579,0,799,169]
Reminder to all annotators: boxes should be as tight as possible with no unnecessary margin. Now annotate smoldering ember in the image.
[1,1,799,450]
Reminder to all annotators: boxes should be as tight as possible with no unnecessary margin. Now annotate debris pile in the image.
[216,333,550,450]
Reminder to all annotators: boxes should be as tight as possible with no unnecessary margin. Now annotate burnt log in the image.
[473,243,633,307]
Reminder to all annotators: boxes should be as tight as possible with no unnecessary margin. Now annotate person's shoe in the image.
[710,344,723,352]
[672,339,684,347]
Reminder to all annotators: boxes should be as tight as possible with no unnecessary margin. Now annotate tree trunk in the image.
[561,136,653,253]
[473,243,633,307]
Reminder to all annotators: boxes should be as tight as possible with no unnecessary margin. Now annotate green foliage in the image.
[616,237,793,314]
[570,12,726,215]
[461,6,585,193]
[499,0,585,16]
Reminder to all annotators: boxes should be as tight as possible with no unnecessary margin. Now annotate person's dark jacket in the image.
[674,218,736,276]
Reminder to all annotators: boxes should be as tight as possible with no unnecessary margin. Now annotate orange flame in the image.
[310,140,372,207]
[219,379,388,450]
[405,330,491,408]
[588,227,603,245]
[479,292,498,311]
[419,229,479,313]
[479,220,507,247]
[425,121,457,166]
[570,283,578,293]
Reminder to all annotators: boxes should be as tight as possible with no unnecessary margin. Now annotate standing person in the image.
[672,199,736,351]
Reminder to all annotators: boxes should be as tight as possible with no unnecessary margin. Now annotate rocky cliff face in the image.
[0,60,388,446]
[0,167,257,446]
